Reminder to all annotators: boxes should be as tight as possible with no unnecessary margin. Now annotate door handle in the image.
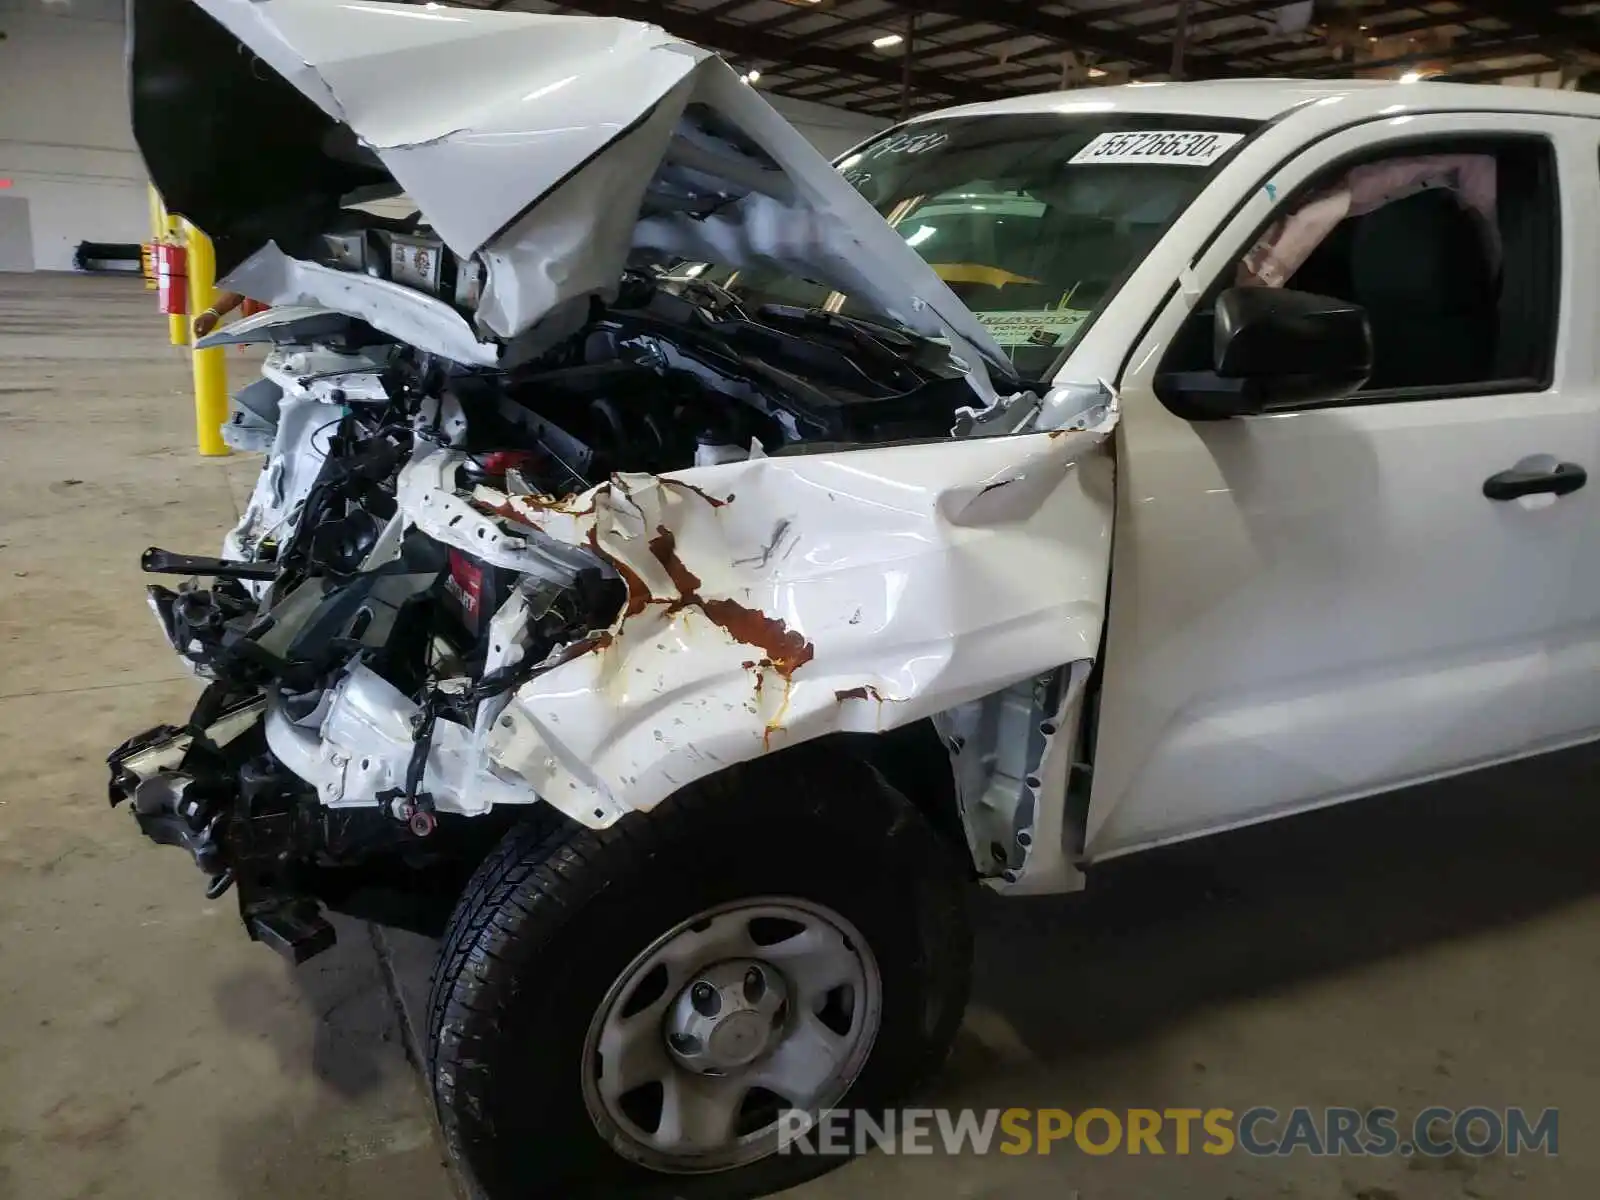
[1483,462,1588,502]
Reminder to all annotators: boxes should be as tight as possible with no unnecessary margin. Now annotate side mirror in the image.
[1155,287,1374,419]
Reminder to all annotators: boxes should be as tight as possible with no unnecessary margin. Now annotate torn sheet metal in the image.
[264,665,529,814]
[936,662,1093,894]
[194,305,375,351]
[391,429,1116,828]
[153,0,1012,378]
[397,448,597,584]
[223,243,497,367]
[222,346,394,583]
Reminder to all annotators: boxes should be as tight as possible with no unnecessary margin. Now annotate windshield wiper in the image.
[749,305,926,376]
[669,274,750,321]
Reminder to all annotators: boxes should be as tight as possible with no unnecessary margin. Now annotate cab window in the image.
[1160,136,1559,403]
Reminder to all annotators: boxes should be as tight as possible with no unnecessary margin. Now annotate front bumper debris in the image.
[108,688,337,963]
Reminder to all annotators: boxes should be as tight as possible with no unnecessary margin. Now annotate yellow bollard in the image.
[184,221,230,457]
[143,187,162,292]
[147,185,165,244]
[164,212,190,347]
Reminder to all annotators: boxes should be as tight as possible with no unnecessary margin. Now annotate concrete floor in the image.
[1,273,1597,1200]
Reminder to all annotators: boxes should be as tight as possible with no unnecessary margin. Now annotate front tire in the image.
[426,749,972,1200]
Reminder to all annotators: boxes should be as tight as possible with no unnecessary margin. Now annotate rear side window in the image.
[1161,136,1560,403]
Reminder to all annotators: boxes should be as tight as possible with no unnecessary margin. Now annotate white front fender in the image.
[444,430,1116,828]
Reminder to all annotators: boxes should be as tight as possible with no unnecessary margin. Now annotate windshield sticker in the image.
[861,130,950,161]
[839,130,951,189]
[1070,130,1244,167]
[974,309,1090,348]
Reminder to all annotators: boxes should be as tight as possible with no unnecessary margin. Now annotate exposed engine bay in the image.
[113,0,1118,964]
[109,274,1112,960]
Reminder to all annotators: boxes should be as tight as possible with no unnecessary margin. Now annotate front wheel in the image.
[426,750,973,1199]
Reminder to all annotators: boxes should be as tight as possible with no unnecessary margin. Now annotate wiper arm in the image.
[801,307,919,350]
[746,304,925,379]
[674,275,750,321]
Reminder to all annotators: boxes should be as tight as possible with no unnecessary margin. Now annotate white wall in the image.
[0,0,149,271]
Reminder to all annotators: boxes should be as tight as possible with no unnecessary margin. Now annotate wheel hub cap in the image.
[581,898,882,1175]
[666,960,789,1074]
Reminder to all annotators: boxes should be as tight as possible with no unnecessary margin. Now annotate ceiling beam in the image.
[878,0,1422,82]
[872,0,1231,76]
[776,9,966,53]
[535,0,1013,106]
[970,0,1370,74]
[1297,33,1563,77]
[1456,0,1600,56]
[735,0,853,36]
[1193,7,1478,67]
[698,0,758,19]
[1439,57,1563,83]
[763,2,1567,104]
[1133,0,1317,22]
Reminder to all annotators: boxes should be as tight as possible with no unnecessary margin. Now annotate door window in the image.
[1158,137,1559,403]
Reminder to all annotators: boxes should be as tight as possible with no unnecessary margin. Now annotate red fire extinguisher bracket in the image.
[156,241,188,316]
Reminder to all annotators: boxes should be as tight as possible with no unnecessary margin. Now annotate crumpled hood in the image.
[130,0,1012,377]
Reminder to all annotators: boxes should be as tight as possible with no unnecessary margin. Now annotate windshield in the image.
[694,111,1259,378]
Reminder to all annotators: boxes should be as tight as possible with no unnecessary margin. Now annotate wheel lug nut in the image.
[690,982,721,1017]
[743,967,766,1002]
[668,1031,702,1055]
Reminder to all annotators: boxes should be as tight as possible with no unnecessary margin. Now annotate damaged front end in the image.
[110,362,1114,957]
[114,0,1117,960]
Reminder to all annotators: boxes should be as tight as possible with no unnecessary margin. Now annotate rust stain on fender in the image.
[648,527,703,600]
[542,629,615,670]
[475,490,598,523]
[587,526,652,619]
[834,683,900,731]
[650,526,815,680]
[573,630,614,658]
[763,676,794,751]
[661,479,732,509]
[834,685,884,703]
[703,600,814,679]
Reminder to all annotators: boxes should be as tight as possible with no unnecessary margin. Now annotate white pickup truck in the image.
[115,1,1597,1197]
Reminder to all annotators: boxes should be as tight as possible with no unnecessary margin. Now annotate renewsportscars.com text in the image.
[777,1106,1559,1158]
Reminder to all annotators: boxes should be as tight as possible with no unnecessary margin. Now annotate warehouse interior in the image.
[4,1,1600,1198]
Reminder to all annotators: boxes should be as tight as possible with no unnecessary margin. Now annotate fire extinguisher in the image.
[155,241,187,316]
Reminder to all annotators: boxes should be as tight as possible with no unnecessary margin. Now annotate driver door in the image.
[1083,110,1600,860]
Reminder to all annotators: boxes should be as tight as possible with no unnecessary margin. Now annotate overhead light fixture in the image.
[741,69,762,84]
[1088,66,1107,78]
[1399,70,1423,83]
[873,33,904,49]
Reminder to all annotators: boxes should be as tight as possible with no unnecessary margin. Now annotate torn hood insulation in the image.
[129,0,1013,376]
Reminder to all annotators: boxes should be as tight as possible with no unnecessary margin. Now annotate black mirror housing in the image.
[1157,287,1374,419]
